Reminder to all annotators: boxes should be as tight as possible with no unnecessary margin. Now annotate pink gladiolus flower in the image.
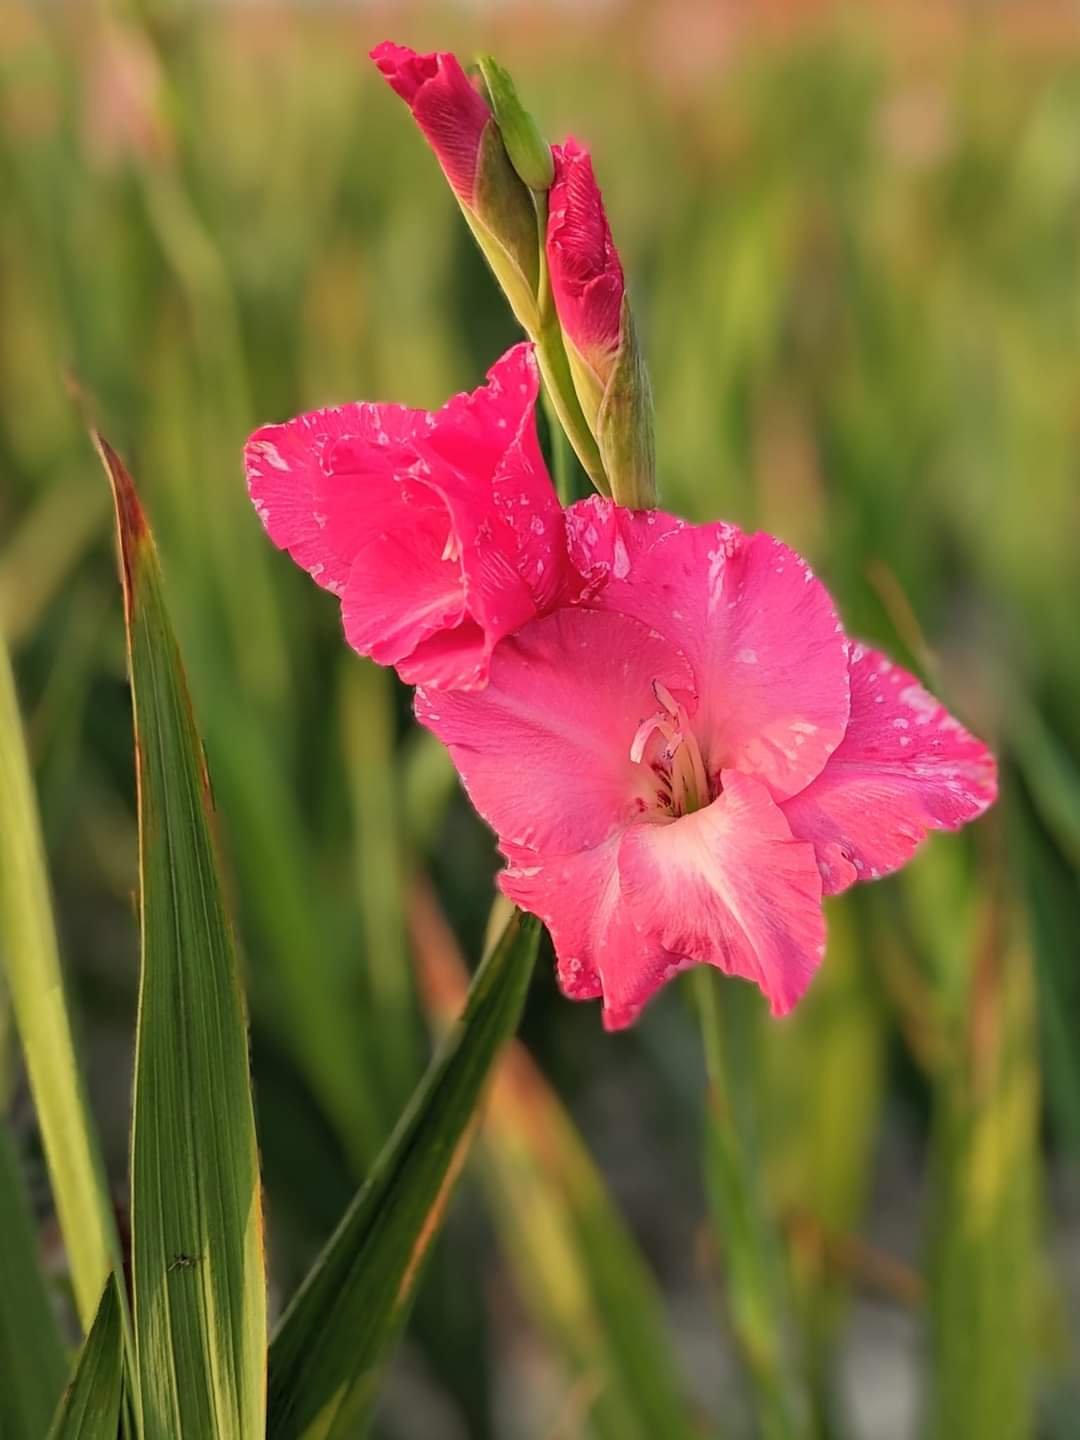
[417,506,997,1029]
[546,139,625,383]
[370,42,491,204]
[245,344,585,691]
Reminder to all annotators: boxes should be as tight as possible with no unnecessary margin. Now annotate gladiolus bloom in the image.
[245,345,587,691]
[417,506,996,1028]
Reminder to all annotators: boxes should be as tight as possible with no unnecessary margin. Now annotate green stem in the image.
[542,385,574,506]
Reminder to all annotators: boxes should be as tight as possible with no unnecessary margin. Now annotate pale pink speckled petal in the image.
[594,520,851,801]
[618,771,826,1019]
[782,644,998,894]
[415,606,696,855]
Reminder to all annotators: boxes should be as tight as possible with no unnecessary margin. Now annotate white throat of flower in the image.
[630,680,709,817]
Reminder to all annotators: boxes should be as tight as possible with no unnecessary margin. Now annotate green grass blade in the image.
[694,971,801,1440]
[341,659,418,1109]
[47,1279,124,1440]
[926,869,1040,1439]
[0,1123,68,1437]
[95,435,266,1440]
[267,909,540,1440]
[0,632,119,1330]
[410,881,703,1440]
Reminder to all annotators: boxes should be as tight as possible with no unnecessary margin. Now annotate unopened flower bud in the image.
[476,56,554,193]
[371,42,541,332]
[546,140,656,508]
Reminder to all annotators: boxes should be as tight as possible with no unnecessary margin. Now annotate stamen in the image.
[630,681,710,817]
[440,528,462,563]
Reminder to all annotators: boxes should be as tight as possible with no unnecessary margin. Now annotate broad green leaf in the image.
[0,631,119,1329]
[95,435,266,1440]
[409,880,703,1440]
[47,1279,124,1440]
[0,1122,67,1437]
[268,908,540,1440]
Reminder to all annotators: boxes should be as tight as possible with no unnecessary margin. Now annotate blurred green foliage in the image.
[1,2,1078,1435]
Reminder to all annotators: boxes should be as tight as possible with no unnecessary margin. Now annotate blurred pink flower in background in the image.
[418,507,996,1029]
[83,21,170,170]
[246,345,589,691]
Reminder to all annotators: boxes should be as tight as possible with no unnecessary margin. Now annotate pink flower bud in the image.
[546,139,656,509]
[370,42,491,206]
[371,42,541,332]
[546,139,625,388]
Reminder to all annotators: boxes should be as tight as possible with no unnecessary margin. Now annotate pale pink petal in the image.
[244,402,431,597]
[415,606,695,854]
[618,771,826,1018]
[782,645,998,894]
[593,519,851,801]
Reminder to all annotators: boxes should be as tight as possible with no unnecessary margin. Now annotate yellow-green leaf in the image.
[0,631,119,1331]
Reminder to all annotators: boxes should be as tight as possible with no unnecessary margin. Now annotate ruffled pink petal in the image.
[246,345,572,690]
[618,771,826,1019]
[370,42,491,204]
[395,621,488,692]
[245,402,432,597]
[429,344,543,485]
[341,494,464,668]
[427,346,573,623]
[500,841,615,1003]
[415,606,696,855]
[593,519,851,802]
[500,838,686,1030]
[782,644,998,894]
